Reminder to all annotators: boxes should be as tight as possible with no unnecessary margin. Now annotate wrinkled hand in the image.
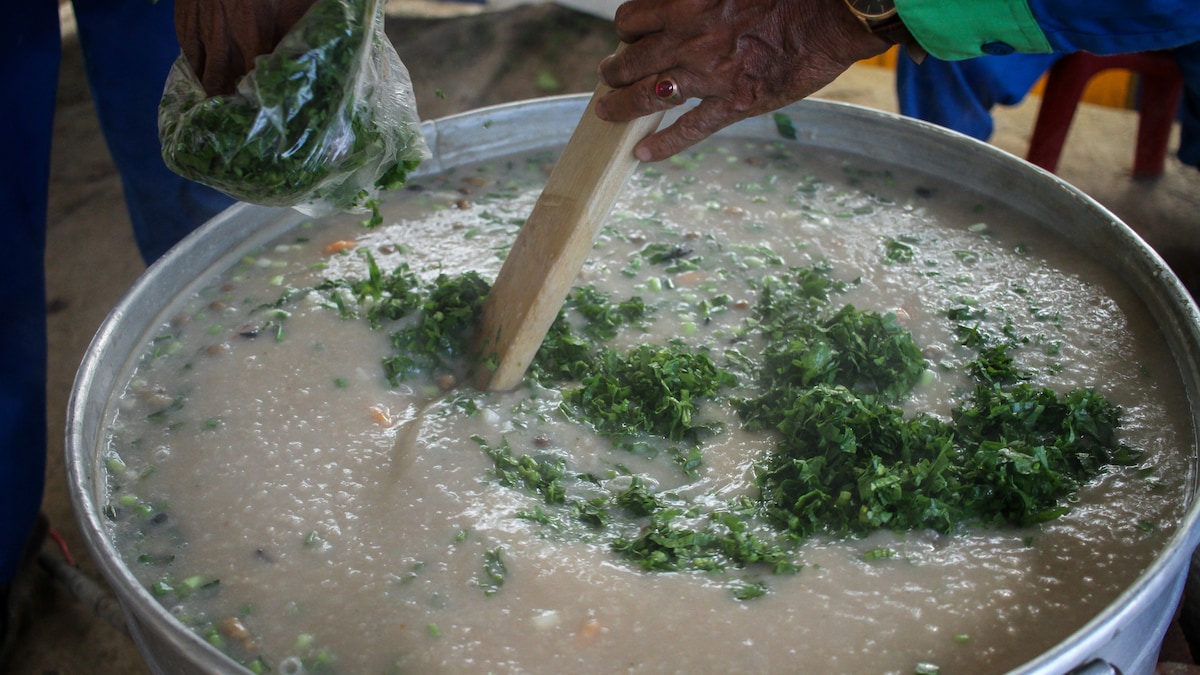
[176,0,319,96]
[594,0,891,161]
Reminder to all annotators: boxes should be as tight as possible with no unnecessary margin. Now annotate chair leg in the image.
[1027,51,1184,177]
[1027,56,1098,174]
[1132,74,1184,178]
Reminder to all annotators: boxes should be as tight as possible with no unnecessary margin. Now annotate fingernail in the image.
[635,145,653,162]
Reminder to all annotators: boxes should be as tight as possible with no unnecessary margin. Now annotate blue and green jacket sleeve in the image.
[896,0,1200,60]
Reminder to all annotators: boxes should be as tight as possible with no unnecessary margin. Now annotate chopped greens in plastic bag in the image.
[159,0,429,217]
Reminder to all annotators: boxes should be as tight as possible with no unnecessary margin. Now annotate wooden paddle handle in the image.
[474,80,666,391]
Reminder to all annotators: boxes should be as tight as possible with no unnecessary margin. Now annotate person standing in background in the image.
[0,0,237,661]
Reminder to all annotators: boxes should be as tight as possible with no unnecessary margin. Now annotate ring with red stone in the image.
[654,77,684,104]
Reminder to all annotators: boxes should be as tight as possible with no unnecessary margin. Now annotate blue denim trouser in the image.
[0,0,232,584]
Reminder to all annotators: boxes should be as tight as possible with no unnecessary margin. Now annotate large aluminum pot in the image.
[67,95,1200,674]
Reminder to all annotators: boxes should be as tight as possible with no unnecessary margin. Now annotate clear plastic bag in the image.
[159,0,429,217]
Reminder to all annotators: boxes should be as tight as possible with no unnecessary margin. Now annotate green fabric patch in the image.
[896,0,1053,59]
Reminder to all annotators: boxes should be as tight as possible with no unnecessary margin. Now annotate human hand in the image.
[594,0,891,161]
[175,0,319,96]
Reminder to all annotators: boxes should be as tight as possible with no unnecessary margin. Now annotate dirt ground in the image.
[388,4,618,117]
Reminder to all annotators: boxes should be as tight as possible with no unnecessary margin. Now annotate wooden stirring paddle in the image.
[473,78,666,391]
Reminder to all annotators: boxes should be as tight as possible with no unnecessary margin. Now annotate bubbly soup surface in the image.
[103,135,1194,674]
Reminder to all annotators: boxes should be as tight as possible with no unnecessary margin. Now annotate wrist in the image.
[820,0,895,63]
[840,0,927,63]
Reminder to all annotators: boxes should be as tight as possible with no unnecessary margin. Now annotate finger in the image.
[612,0,667,42]
[597,34,682,89]
[279,0,319,31]
[633,101,739,162]
[176,0,319,96]
[596,70,697,123]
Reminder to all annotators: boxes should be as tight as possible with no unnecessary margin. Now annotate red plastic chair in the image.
[1026,51,1184,178]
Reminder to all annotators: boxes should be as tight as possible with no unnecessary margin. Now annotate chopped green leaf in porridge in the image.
[103,136,1187,674]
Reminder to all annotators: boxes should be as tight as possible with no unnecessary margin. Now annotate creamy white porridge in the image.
[101,134,1193,675]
